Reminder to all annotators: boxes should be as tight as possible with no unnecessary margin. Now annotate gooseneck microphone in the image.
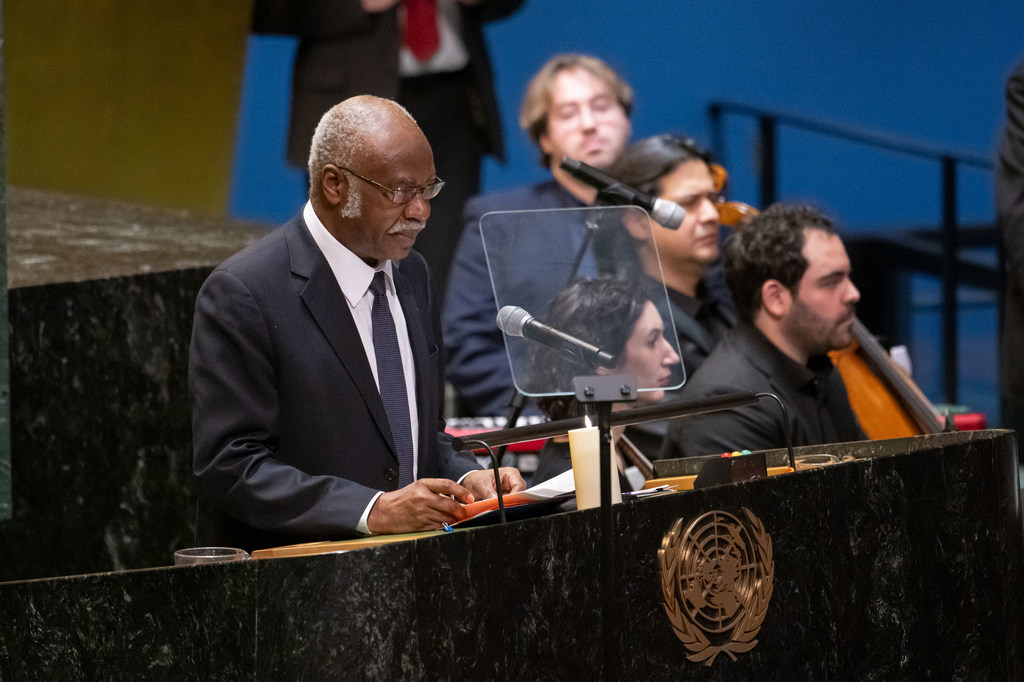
[496,305,616,369]
[559,156,686,230]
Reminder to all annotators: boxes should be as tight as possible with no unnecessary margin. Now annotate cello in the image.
[711,180,948,438]
[827,319,947,438]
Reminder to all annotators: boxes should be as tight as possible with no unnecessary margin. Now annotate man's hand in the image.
[461,467,527,500]
[367,478,473,534]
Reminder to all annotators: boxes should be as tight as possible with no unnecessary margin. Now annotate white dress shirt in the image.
[303,201,420,532]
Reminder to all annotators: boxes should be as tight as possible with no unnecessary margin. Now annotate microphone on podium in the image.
[496,305,616,369]
[559,156,686,230]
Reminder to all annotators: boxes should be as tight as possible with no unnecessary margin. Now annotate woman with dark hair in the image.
[529,277,680,487]
[609,134,737,384]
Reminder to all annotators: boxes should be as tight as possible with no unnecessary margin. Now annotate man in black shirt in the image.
[610,134,737,386]
[661,203,867,458]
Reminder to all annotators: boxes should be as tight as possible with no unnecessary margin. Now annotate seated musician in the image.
[661,203,867,458]
[528,277,680,489]
[608,134,737,384]
[603,135,739,454]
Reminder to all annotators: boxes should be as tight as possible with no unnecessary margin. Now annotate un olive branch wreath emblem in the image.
[659,508,774,665]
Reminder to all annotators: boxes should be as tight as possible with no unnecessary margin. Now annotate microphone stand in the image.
[460,438,506,525]
[571,373,636,682]
[451,392,773,456]
[495,390,528,468]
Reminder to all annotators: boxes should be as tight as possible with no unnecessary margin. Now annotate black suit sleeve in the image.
[252,0,376,38]
[998,61,1024,405]
[999,62,1024,282]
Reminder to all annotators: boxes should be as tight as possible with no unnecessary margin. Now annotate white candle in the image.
[568,423,622,510]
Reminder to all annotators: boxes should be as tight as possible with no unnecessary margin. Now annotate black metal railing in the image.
[709,100,996,405]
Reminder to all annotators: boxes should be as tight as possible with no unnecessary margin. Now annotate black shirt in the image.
[661,322,866,458]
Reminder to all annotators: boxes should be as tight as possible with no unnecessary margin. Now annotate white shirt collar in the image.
[302,200,394,304]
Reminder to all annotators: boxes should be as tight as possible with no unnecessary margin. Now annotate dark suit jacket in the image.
[252,0,523,167]
[442,180,586,416]
[660,323,866,459]
[998,61,1024,416]
[189,215,479,551]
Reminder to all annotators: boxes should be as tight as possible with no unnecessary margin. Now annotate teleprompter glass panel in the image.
[480,206,685,399]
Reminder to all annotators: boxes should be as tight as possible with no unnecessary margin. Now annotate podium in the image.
[1,429,1021,679]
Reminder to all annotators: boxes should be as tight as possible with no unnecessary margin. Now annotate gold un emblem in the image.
[659,508,775,666]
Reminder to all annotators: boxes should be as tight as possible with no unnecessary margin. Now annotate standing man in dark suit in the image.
[997,59,1024,445]
[190,95,525,552]
[661,204,866,459]
[252,0,524,295]
[443,54,633,417]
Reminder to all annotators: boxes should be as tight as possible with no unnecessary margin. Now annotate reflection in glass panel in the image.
[481,206,685,399]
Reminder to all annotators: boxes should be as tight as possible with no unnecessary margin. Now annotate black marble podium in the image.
[1,429,1021,680]
[0,187,270,582]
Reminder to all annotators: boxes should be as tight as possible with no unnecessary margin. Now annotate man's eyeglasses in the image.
[337,166,444,204]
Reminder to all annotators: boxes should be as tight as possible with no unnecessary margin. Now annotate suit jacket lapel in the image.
[286,218,397,455]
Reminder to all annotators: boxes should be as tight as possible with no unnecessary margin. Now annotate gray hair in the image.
[306,96,417,198]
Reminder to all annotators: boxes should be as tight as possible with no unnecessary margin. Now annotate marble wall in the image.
[0,430,1020,679]
[0,187,269,582]
[0,269,209,581]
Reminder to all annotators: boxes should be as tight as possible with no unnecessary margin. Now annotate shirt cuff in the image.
[357,490,385,535]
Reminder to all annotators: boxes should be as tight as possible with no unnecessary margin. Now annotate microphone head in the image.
[651,199,686,230]
[559,156,582,173]
[496,306,534,337]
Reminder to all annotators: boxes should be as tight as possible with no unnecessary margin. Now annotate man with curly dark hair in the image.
[661,203,866,458]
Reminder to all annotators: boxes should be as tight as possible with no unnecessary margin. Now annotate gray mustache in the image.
[388,221,424,235]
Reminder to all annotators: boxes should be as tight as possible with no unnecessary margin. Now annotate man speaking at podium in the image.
[661,204,867,459]
[189,96,525,552]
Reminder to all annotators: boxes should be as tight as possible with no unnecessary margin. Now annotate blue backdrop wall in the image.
[230,1,1023,226]
[228,0,1024,421]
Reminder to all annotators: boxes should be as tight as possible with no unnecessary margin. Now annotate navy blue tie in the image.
[369,272,414,487]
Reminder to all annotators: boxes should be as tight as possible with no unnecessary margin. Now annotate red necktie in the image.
[403,0,440,61]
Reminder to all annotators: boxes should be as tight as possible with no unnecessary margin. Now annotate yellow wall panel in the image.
[4,1,253,214]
